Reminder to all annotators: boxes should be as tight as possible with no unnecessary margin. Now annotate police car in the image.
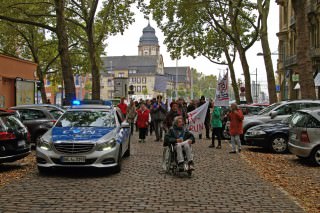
[36,100,131,173]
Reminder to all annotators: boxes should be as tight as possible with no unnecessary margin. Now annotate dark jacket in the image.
[164,125,195,146]
[164,110,181,129]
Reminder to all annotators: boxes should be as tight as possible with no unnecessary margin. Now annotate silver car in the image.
[36,104,131,173]
[288,108,320,166]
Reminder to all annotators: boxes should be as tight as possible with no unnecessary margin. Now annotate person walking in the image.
[228,103,244,153]
[209,101,222,149]
[198,96,211,139]
[164,101,181,132]
[152,95,167,142]
[126,100,137,136]
[135,103,151,143]
[117,97,127,118]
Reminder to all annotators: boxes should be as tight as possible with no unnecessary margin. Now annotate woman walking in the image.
[228,103,244,153]
[135,103,151,143]
[209,101,222,149]
[126,100,137,135]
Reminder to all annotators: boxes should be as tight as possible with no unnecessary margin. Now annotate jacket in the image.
[118,103,127,115]
[151,102,167,121]
[164,125,195,146]
[164,110,181,129]
[211,107,222,128]
[228,109,244,136]
[136,109,150,128]
[126,105,137,123]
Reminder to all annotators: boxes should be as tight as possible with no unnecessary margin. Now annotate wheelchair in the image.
[162,143,193,177]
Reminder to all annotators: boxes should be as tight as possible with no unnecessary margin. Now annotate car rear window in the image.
[55,111,116,128]
[50,110,64,119]
[0,115,25,131]
[290,112,308,127]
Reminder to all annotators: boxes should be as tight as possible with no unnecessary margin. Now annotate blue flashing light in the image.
[72,100,81,105]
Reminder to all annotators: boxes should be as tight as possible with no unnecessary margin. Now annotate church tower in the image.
[138,22,160,56]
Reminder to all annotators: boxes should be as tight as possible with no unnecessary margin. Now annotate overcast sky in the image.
[106,2,279,89]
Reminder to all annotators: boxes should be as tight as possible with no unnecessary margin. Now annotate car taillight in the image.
[48,120,56,125]
[300,131,310,143]
[27,131,31,142]
[0,132,16,140]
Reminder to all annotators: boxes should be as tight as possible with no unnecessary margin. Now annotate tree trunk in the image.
[292,1,316,99]
[35,65,47,104]
[237,46,253,103]
[224,50,240,104]
[87,28,100,100]
[257,0,277,104]
[54,0,75,104]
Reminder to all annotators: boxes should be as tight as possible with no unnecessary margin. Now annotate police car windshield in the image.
[55,111,116,128]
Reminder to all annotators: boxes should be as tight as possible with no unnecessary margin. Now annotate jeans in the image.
[139,128,147,140]
[154,120,163,140]
[175,142,193,163]
[212,127,222,146]
[231,135,241,151]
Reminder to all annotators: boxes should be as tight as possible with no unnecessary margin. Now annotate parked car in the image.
[14,104,65,112]
[288,108,320,166]
[0,112,31,163]
[242,100,320,142]
[245,116,292,153]
[36,101,131,173]
[9,107,59,144]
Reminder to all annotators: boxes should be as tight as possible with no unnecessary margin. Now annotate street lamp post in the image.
[241,69,258,103]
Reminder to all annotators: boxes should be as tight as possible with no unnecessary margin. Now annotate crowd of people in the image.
[118,96,244,155]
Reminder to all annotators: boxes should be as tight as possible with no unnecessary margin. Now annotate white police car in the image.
[36,100,131,173]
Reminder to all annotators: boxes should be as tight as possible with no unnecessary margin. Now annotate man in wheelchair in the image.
[164,116,195,171]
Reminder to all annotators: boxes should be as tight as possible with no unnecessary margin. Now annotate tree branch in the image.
[0,15,56,32]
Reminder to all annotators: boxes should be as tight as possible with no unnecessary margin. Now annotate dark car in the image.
[0,112,31,163]
[9,107,60,144]
[244,116,292,153]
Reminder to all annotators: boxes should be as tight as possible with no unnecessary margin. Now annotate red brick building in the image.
[0,54,37,108]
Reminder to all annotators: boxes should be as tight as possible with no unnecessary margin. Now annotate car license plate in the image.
[18,140,26,147]
[61,156,86,163]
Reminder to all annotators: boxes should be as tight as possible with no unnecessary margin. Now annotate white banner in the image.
[215,70,229,106]
[187,101,209,136]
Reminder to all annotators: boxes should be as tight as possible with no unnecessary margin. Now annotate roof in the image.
[101,55,159,75]
[298,107,320,120]
[68,105,113,110]
[164,67,190,83]
[139,23,159,46]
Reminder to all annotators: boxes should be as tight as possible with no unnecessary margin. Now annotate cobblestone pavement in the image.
[0,132,304,213]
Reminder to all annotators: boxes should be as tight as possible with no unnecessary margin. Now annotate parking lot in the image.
[0,132,312,213]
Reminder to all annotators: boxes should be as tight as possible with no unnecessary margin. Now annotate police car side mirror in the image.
[121,122,130,128]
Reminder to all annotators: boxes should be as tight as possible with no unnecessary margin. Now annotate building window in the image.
[118,72,124,77]
[137,86,141,92]
[107,79,113,87]
[129,69,136,74]
[133,86,136,92]
[142,86,146,91]
[137,77,141,83]
[142,77,146,83]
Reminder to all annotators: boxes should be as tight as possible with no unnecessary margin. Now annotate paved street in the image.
[0,133,304,213]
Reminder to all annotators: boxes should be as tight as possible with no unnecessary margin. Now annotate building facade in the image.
[0,54,37,108]
[277,0,320,100]
[101,23,191,100]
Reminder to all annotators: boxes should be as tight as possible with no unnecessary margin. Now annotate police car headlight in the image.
[96,138,117,151]
[37,138,52,151]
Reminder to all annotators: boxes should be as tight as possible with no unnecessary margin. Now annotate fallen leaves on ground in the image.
[241,147,320,213]
[0,152,36,188]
